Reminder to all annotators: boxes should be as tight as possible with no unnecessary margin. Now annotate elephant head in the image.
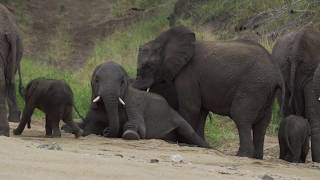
[133,26,195,90]
[91,62,128,137]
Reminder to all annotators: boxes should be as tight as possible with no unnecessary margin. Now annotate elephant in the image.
[13,78,82,138]
[86,61,209,148]
[271,26,320,162]
[133,26,284,159]
[0,4,24,136]
[278,115,310,163]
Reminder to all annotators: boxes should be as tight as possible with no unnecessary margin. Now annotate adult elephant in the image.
[133,26,284,159]
[0,4,23,136]
[271,26,320,162]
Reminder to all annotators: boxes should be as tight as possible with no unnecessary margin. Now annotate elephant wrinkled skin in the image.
[272,26,320,162]
[0,4,23,136]
[133,26,284,159]
[13,78,82,138]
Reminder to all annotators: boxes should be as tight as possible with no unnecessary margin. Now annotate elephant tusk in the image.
[119,97,126,105]
[146,88,150,92]
[93,96,101,103]
[318,97,320,101]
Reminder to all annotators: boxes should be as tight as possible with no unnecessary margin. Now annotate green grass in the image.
[205,114,237,147]
[79,2,174,79]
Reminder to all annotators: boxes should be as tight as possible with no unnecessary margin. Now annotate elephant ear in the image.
[158,26,196,81]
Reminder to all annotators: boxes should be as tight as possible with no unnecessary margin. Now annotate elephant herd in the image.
[1,4,320,163]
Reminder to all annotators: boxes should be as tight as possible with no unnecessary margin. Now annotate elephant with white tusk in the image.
[84,61,209,148]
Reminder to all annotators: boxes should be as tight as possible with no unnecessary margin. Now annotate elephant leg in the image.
[6,81,21,122]
[304,82,320,162]
[290,140,302,163]
[231,93,268,158]
[45,114,52,137]
[13,105,34,135]
[253,103,272,159]
[300,136,310,163]
[175,76,202,137]
[62,106,82,138]
[48,112,61,138]
[0,68,9,136]
[173,113,209,148]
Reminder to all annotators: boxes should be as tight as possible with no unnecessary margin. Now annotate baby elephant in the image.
[13,78,82,138]
[278,115,310,163]
[89,61,209,148]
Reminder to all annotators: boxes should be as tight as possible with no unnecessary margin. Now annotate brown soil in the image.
[1,121,319,180]
[7,0,152,69]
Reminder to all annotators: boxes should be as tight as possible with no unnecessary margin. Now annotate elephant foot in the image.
[74,129,83,138]
[0,127,9,137]
[236,148,255,158]
[51,132,61,138]
[122,130,140,140]
[311,134,320,163]
[13,128,22,135]
[8,112,21,123]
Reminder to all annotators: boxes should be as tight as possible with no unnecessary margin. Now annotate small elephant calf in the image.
[13,78,82,138]
[278,115,310,163]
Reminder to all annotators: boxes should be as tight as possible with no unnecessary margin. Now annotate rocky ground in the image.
[0,121,319,180]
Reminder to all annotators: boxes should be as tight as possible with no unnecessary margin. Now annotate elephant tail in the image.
[27,118,31,129]
[277,71,286,117]
[288,60,296,114]
[17,61,24,98]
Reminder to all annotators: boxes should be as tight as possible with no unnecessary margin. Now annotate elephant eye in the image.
[95,77,99,83]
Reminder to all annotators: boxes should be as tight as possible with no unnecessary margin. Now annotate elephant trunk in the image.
[102,92,120,138]
[311,117,320,162]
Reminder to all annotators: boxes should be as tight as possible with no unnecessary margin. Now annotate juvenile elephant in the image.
[272,26,320,162]
[13,78,82,138]
[278,115,310,163]
[87,61,209,147]
[133,26,283,159]
[0,4,24,136]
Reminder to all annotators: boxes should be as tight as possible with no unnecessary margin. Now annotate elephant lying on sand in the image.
[0,4,24,136]
[278,115,310,163]
[13,78,82,138]
[272,26,320,162]
[133,26,284,159]
[83,61,209,147]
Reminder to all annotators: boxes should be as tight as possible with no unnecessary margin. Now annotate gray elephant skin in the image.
[271,26,320,162]
[0,4,23,136]
[278,115,310,163]
[13,78,82,138]
[133,26,284,159]
[86,61,209,148]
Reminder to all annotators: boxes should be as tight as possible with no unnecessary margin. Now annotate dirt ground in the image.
[0,122,319,180]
